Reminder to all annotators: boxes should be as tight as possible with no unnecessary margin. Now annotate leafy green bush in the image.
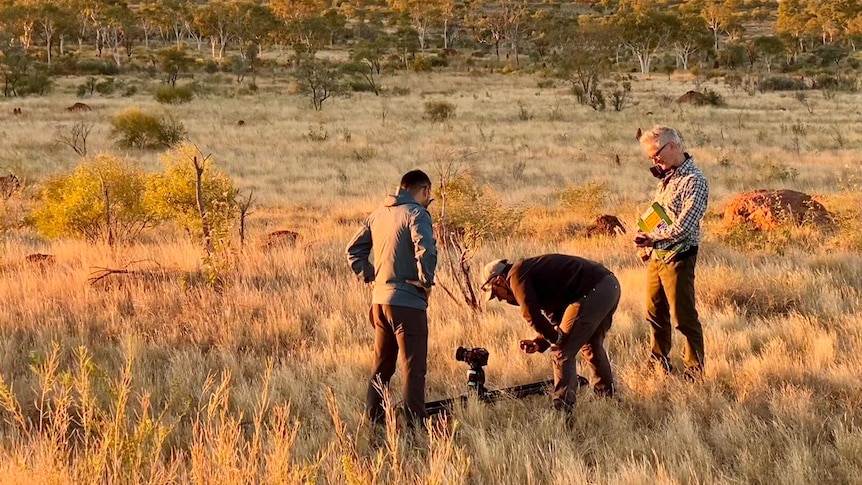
[559,181,609,217]
[110,108,187,150]
[812,75,857,92]
[154,85,195,104]
[95,77,116,96]
[145,143,238,244]
[433,173,523,248]
[758,76,807,92]
[424,100,456,122]
[412,56,432,72]
[32,155,159,243]
[76,60,120,76]
[699,88,725,107]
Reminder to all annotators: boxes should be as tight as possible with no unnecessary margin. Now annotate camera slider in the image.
[425,346,588,417]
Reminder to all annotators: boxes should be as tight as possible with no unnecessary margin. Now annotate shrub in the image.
[145,143,238,244]
[388,86,411,96]
[77,77,98,97]
[95,77,116,96]
[428,55,448,68]
[412,56,433,72]
[306,123,328,142]
[699,87,725,107]
[758,75,807,92]
[110,108,187,150]
[154,85,195,104]
[559,181,609,217]
[76,60,120,76]
[812,74,857,92]
[424,100,456,122]
[32,154,159,243]
[432,173,523,248]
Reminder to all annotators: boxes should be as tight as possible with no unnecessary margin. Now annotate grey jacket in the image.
[346,189,437,311]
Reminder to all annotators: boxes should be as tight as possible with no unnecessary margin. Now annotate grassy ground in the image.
[1,68,862,484]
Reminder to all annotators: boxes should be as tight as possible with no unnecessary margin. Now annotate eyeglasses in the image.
[480,277,497,292]
[650,142,671,163]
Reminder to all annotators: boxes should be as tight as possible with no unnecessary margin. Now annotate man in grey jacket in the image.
[346,170,437,426]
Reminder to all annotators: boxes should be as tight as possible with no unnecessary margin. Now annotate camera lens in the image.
[455,346,468,362]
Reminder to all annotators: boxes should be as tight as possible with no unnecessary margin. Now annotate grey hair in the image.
[640,125,685,151]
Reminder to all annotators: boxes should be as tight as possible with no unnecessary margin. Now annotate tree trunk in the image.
[444,19,449,49]
[193,156,213,257]
[102,180,114,248]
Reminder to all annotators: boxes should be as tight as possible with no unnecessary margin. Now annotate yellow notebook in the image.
[637,202,672,233]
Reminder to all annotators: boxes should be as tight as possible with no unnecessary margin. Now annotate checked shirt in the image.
[647,156,709,255]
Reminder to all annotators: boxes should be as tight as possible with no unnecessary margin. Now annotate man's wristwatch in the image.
[552,326,564,345]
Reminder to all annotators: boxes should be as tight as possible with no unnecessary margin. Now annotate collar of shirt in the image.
[660,155,695,186]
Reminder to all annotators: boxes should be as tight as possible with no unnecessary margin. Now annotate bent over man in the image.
[346,170,437,426]
[481,254,620,411]
[635,125,709,381]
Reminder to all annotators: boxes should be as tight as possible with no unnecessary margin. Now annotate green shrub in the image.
[428,55,448,68]
[145,143,238,244]
[758,75,807,92]
[76,60,120,76]
[32,154,159,243]
[699,87,725,107]
[77,77,97,98]
[110,108,187,150]
[433,173,523,248]
[424,100,456,122]
[813,74,857,92]
[95,77,116,96]
[412,56,432,72]
[202,59,220,74]
[559,181,609,217]
[154,85,195,104]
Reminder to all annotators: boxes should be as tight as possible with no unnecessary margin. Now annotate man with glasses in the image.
[346,170,437,427]
[635,125,709,381]
[480,254,620,411]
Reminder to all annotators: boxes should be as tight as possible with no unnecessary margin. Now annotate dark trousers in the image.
[646,254,705,369]
[366,304,428,425]
[552,273,620,407]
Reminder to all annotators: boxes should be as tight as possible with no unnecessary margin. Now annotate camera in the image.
[425,345,588,416]
[455,346,489,368]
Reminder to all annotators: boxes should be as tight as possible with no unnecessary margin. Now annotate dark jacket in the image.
[508,254,611,341]
[346,189,437,311]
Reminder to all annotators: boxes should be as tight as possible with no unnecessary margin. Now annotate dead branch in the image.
[54,120,93,157]
[87,259,165,287]
[238,189,255,249]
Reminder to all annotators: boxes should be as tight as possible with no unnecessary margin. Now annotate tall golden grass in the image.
[0,71,861,483]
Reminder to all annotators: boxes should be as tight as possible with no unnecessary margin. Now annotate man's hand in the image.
[634,231,654,248]
[406,280,432,298]
[361,266,375,283]
[519,338,551,354]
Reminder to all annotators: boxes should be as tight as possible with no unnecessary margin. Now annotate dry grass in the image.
[1,68,862,483]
